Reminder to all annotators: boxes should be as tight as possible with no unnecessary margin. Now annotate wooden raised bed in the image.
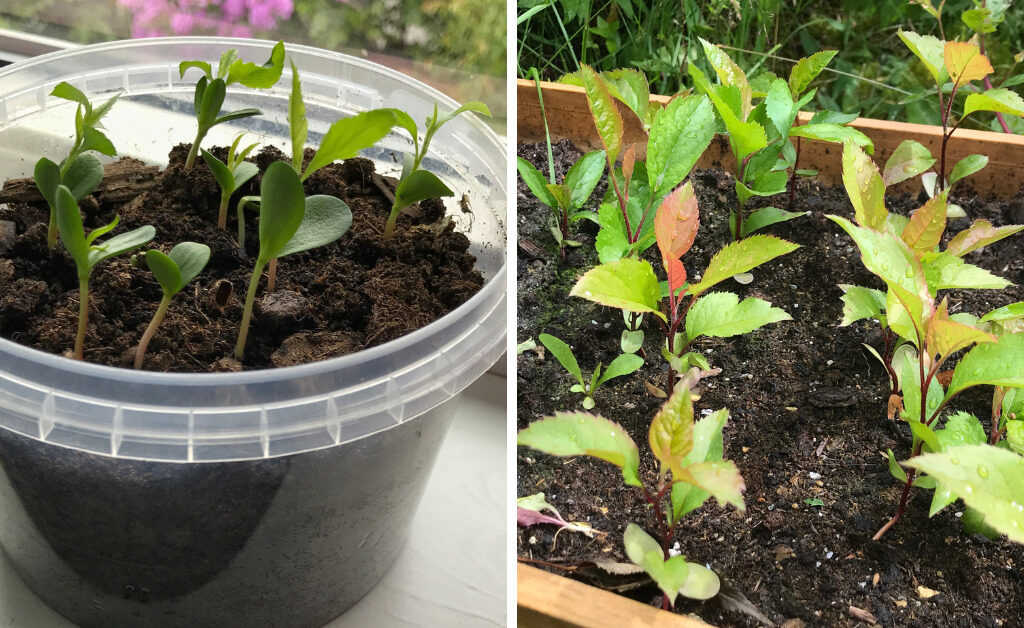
[517,78,1024,200]
[516,78,1024,626]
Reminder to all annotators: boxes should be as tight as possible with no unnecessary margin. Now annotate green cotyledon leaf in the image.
[518,412,641,487]
[570,258,665,320]
[905,444,1024,543]
[624,524,691,604]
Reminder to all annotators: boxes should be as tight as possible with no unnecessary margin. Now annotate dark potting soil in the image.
[0,144,483,371]
[517,139,1024,627]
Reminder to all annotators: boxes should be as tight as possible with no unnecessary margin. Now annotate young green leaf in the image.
[671,409,728,519]
[687,235,800,297]
[674,460,746,511]
[904,445,1024,543]
[883,140,935,187]
[686,292,791,341]
[789,50,838,96]
[963,88,1024,117]
[698,38,752,116]
[922,251,1011,291]
[516,157,559,207]
[687,62,766,161]
[946,219,1024,256]
[595,353,644,387]
[948,154,988,186]
[580,65,624,164]
[392,170,454,214]
[765,79,797,137]
[570,258,664,319]
[563,150,606,209]
[897,30,947,86]
[257,161,307,262]
[740,207,807,237]
[303,109,397,181]
[646,94,715,196]
[623,523,691,605]
[838,285,887,326]
[649,385,695,476]
[945,333,1024,399]
[788,124,873,151]
[224,41,286,88]
[288,60,308,173]
[146,242,210,297]
[537,333,584,384]
[841,141,888,230]
[518,412,642,487]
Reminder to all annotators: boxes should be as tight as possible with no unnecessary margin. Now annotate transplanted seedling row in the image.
[29,43,490,368]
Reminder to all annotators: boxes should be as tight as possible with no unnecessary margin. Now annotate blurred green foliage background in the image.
[518,0,1024,128]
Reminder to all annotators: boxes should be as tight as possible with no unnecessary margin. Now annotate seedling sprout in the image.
[135,242,211,369]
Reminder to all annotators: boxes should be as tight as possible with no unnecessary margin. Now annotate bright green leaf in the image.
[624,523,690,604]
[688,235,800,297]
[948,154,988,186]
[580,65,624,164]
[789,50,838,96]
[647,94,715,196]
[393,170,454,213]
[686,292,791,340]
[838,284,886,326]
[964,88,1024,117]
[537,333,583,384]
[518,412,642,487]
[570,258,665,320]
[740,206,807,237]
[946,333,1024,399]
[257,161,306,262]
[841,141,887,230]
[303,109,397,180]
[517,157,558,207]
[564,150,606,209]
[596,353,644,388]
[947,219,1024,257]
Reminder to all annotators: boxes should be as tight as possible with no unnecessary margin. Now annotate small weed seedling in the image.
[134,242,211,369]
[689,39,872,239]
[830,139,1024,540]
[179,42,286,169]
[234,161,352,360]
[383,101,492,240]
[897,30,1024,211]
[517,148,605,257]
[202,134,259,229]
[54,185,154,361]
[518,375,745,609]
[35,82,120,250]
[571,181,798,390]
[538,333,643,409]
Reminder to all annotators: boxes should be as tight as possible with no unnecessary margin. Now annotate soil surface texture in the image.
[517,139,1024,627]
[0,144,482,371]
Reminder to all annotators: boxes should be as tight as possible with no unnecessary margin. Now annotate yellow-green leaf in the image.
[518,412,641,487]
[570,258,665,320]
[947,219,1024,256]
[649,385,694,476]
[901,191,947,252]
[841,141,888,230]
[687,235,799,297]
[580,64,624,164]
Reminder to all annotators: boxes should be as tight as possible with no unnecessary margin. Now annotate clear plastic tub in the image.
[0,38,505,627]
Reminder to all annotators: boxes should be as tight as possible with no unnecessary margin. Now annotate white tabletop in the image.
[0,372,507,627]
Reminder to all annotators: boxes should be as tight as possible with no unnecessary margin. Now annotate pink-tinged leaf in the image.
[580,64,624,164]
[654,182,699,292]
[622,145,636,190]
[675,460,746,511]
[947,219,1024,256]
[944,41,993,87]
[517,507,568,528]
[901,191,947,252]
[927,299,996,361]
[649,384,695,476]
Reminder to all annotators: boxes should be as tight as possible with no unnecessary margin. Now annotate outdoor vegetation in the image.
[518,1,1024,624]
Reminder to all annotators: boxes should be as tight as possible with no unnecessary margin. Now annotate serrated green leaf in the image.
[883,140,935,187]
[964,88,1024,117]
[393,170,454,212]
[838,284,886,326]
[687,235,800,297]
[922,251,1011,292]
[580,64,624,164]
[948,154,988,186]
[304,109,396,180]
[789,124,873,152]
[947,219,1024,257]
[600,68,651,124]
[649,385,694,476]
[538,333,583,384]
[688,62,766,161]
[841,141,887,230]
[570,258,665,320]
[624,524,690,604]
[905,444,1024,543]
[765,78,797,137]
[685,292,790,341]
[277,194,352,258]
[789,50,838,95]
[898,30,948,86]
[980,302,1024,323]
[675,460,745,511]
[1007,421,1024,455]
[671,409,728,519]
[257,161,306,263]
[595,161,655,262]
[946,333,1024,400]
[564,150,606,209]
[808,110,859,125]
[81,127,116,157]
[647,94,715,197]
[698,38,751,116]
[518,412,641,487]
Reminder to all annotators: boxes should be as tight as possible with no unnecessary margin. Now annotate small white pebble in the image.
[859,581,867,588]
[816,561,822,568]
[826,551,834,559]
[701,409,713,416]
[809,471,822,480]
[826,360,834,366]
[955,511,964,518]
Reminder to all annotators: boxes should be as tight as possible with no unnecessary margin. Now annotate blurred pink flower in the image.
[118,0,292,38]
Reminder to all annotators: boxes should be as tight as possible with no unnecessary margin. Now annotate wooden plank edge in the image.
[517,564,716,628]
[517,78,1024,200]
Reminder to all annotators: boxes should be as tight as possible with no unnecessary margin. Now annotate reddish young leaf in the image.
[622,144,636,191]
[947,219,1024,256]
[926,299,995,361]
[944,41,993,87]
[655,181,699,293]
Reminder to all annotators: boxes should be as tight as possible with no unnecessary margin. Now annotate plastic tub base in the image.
[0,399,456,628]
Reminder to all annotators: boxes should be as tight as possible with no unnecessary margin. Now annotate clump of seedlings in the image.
[179,42,286,169]
[518,373,745,609]
[384,101,492,240]
[831,138,1024,541]
[202,133,259,230]
[570,180,798,391]
[134,242,211,369]
[689,39,872,239]
[537,333,643,409]
[34,82,120,250]
[54,185,155,360]
[517,148,604,257]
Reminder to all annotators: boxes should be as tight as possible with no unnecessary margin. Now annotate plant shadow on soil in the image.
[517,139,1024,627]
[0,144,482,371]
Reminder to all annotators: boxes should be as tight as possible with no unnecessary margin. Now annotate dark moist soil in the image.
[0,144,482,371]
[517,139,1024,627]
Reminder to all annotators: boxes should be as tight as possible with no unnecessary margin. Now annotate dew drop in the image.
[905,267,914,278]
[977,464,989,479]
[881,264,889,272]
[950,456,960,465]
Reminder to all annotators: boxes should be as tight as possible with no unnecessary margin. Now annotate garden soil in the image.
[0,144,482,371]
[517,139,1024,627]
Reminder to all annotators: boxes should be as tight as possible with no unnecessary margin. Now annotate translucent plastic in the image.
[0,38,507,462]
